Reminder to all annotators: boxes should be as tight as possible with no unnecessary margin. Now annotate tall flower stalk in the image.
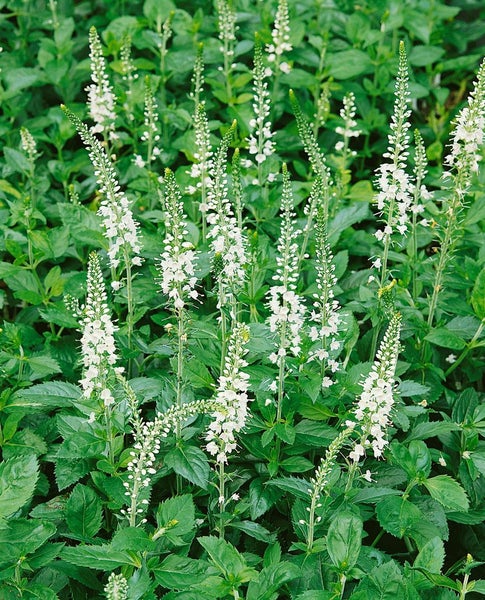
[74,252,123,464]
[373,42,413,290]
[86,26,117,144]
[267,0,292,97]
[122,398,221,527]
[247,35,275,187]
[206,122,247,371]
[290,90,332,237]
[426,58,485,329]
[216,0,236,104]
[158,168,199,441]
[205,323,250,537]
[346,312,402,466]
[138,76,160,169]
[410,129,431,302]
[307,209,342,389]
[188,102,214,242]
[62,106,142,351]
[267,165,306,428]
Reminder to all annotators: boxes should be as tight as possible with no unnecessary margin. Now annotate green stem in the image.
[218,460,226,539]
[445,320,484,377]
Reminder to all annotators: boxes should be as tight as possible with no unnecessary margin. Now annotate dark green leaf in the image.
[423,475,469,512]
[65,484,102,540]
[165,445,210,489]
[326,511,362,572]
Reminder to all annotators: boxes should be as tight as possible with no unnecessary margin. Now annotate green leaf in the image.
[164,445,210,489]
[425,328,466,350]
[9,382,81,410]
[0,519,56,567]
[27,355,62,380]
[265,477,311,501]
[327,49,373,79]
[246,562,300,600]
[471,268,485,319]
[423,475,469,512]
[152,554,208,590]
[198,536,256,582]
[61,545,140,570]
[3,147,31,173]
[0,454,38,519]
[412,569,460,591]
[155,494,195,542]
[326,511,362,572]
[65,484,102,540]
[376,497,421,539]
[404,421,460,442]
[469,581,485,594]
[353,560,409,598]
[413,537,445,574]
[229,520,277,543]
[409,46,445,66]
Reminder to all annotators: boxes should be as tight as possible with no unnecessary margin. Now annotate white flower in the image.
[86,26,116,139]
[206,324,251,463]
[445,353,456,364]
[348,313,402,461]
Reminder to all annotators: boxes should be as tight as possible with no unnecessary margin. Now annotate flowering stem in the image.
[218,460,226,538]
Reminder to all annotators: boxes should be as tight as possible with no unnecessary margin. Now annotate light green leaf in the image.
[423,475,469,512]
[9,382,81,410]
[326,511,362,572]
[155,494,195,541]
[0,454,39,519]
[327,49,373,79]
[246,562,300,600]
[425,328,466,350]
[61,545,140,570]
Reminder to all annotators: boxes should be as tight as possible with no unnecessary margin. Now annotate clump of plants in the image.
[0,1,484,598]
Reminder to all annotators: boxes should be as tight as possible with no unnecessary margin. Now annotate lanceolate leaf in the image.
[326,511,363,572]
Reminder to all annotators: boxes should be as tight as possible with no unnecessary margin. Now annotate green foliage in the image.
[0,0,484,597]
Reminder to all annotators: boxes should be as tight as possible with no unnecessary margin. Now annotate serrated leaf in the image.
[155,494,195,540]
[425,328,466,350]
[61,545,140,570]
[199,536,255,581]
[152,554,208,590]
[326,511,362,572]
[354,560,408,598]
[423,475,469,512]
[54,458,91,491]
[414,537,445,574]
[65,484,102,540]
[229,520,277,543]
[404,421,460,442]
[0,454,38,519]
[265,477,311,500]
[8,382,81,410]
[412,569,460,591]
[246,562,300,600]
[376,497,421,539]
[165,445,210,489]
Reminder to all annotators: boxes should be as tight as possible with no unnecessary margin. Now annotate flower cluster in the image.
[137,76,160,167]
[216,0,236,62]
[335,92,361,152]
[62,107,142,271]
[206,123,247,303]
[158,169,199,310]
[206,323,251,464]
[346,312,402,461]
[443,58,485,191]
[122,398,221,525]
[104,573,128,600]
[78,252,122,408]
[307,212,342,388]
[267,166,306,365]
[86,26,117,140]
[190,43,205,107]
[187,102,214,204]
[20,127,38,164]
[411,129,432,221]
[247,37,275,168]
[266,0,292,73]
[373,42,413,256]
